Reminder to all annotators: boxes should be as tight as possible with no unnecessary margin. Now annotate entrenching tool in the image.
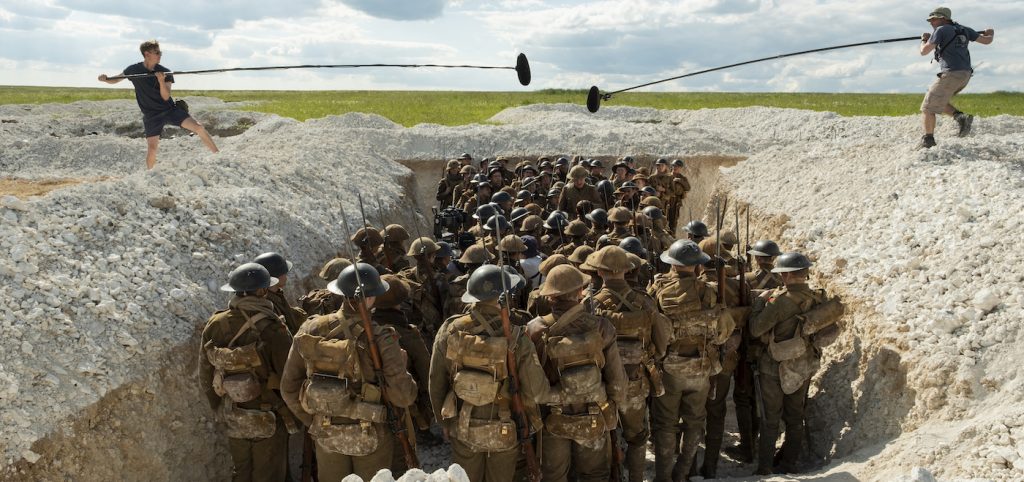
[586,36,918,112]
[107,54,533,86]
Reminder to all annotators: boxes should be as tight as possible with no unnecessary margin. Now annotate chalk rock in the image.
[972,289,1000,313]
[907,467,937,482]
[21,449,41,464]
[148,195,176,210]
[1,195,28,211]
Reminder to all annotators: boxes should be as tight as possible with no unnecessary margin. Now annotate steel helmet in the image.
[491,191,514,204]
[328,263,389,297]
[684,220,710,238]
[581,245,632,274]
[463,264,522,303]
[407,237,440,257]
[221,262,277,293]
[772,252,813,273]
[254,252,292,277]
[748,240,783,257]
[619,237,647,258]
[586,208,609,226]
[660,239,711,267]
[642,206,664,220]
[539,265,591,297]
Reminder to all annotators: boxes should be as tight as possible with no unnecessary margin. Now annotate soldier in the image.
[462,181,494,222]
[372,275,435,438]
[454,166,480,208]
[434,242,456,281]
[668,160,691,232]
[620,237,654,289]
[746,240,784,293]
[648,240,733,481]
[299,257,351,316]
[553,220,590,257]
[644,206,675,268]
[457,152,474,167]
[595,180,615,211]
[606,207,633,246]
[429,265,548,482]
[749,253,843,475]
[695,245,750,479]
[492,191,515,215]
[527,265,628,482]
[610,161,631,189]
[567,245,596,272]
[613,182,639,212]
[380,224,412,273]
[553,157,570,183]
[496,234,531,310]
[496,156,516,184]
[584,246,670,482]
[575,200,594,225]
[634,212,661,262]
[585,208,610,245]
[199,263,295,482]
[558,165,602,213]
[446,244,494,317]
[280,263,418,481]
[649,158,673,202]
[527,254,569,317]
[400,237,446,339]
[518,214,545,240]
[352,227,389,274]
[588,159,608,183]
[540,211,569,256]
[437,160,464,210]
[683,220,709,245]
[255,252,307,335]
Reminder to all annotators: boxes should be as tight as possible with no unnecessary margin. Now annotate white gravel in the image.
[1,98,1022,481]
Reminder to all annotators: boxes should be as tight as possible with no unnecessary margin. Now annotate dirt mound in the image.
[1,98,1021,481]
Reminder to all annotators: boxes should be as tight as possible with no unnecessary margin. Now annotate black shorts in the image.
[142,107,191,137]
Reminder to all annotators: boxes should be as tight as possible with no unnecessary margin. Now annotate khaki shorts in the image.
[921,70,972,114]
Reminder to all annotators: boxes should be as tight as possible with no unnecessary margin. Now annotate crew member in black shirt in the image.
[99,39,218,169]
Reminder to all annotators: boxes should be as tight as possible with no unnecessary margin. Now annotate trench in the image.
[5,153,910,482]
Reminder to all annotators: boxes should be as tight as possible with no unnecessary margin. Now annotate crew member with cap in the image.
[280,263,418,481]
[199,263,295,482]
[585,246,670,482]
[648,240,733,481]
[429,265,549,482]
[749,252,844,475]
[917,7,994,149]
[527,264,628,482]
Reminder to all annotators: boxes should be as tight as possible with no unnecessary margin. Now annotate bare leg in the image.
[180,117,219,153]
[923,112,937,135]
[146,135,159,170]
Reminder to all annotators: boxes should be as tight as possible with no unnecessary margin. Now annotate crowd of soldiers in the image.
[198,153,846,482]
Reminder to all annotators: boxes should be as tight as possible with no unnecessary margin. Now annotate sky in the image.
[1,0,1021,93]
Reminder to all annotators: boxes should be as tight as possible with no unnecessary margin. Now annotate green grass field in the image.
[1,86,1021,127]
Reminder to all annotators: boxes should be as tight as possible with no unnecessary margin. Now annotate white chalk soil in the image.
[0,97,1021,481]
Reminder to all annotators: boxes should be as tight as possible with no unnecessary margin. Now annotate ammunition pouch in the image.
[545,329,606,406]
[811,324,841,349]
[662,352,715,379]
[545,402,615,449]
[206,342,265,403]
[300,374,355,417]
[455,404,518,452]
[294,333,362,380]
[616,339,647,366]
[221,401,277,441]
[452,368,502,407]
[309,414,380,456]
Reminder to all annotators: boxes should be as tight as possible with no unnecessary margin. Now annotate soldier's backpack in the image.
[204,310,278,439]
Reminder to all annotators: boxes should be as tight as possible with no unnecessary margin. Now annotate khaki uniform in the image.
[667,174,691,232]
[266,288,307,335]
[198,296,294,482]
[429,304,549,482]
[399,265,447,338]
[747,267,783,293]
[380,243,411,273]
[373,306,434,432]
[625,262,655,292]
[526,288,551,318]
[605,226,632,247]
[697,270,751,477]
[527,300,628,482]
[748,283,829,474]
[591,279,670,482]
[649,171,672,201]
[557,184,602,214]
[540,233,564,256]
[298,289,344,318]
[648,271,731,481]
[436,174,464,210]
[553,240,584,258]
[445,273,471,318]
[280,306,417,481]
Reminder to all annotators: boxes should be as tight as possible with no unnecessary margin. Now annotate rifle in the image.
[493,216,542,482]
[745,207,752,268]
[371,197,394,271]
[341,195,420,469]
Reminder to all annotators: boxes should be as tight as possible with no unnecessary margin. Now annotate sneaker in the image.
[917,134,936,149]
[955,113,974,137]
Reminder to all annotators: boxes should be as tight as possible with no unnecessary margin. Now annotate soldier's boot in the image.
[726,406,756,464]
[672,430,702,482]
[653,431,679,482]
[916,134,937,149]
[700,446,720,479]
[625,442,647,482]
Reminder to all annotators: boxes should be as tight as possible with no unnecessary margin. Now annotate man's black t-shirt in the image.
[123,62,175,117]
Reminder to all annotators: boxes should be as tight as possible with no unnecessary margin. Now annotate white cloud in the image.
[0,0,1021,93]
